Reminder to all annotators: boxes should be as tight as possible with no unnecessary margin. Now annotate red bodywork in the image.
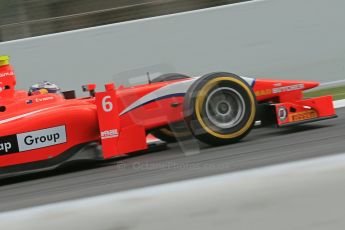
[0,63,336,175]
[253,79,335,126]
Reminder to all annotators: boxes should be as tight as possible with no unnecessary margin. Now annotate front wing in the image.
[272,95,337,127]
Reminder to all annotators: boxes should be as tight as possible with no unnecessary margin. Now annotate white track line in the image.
[321,79,345,87]
[334,98,345,109]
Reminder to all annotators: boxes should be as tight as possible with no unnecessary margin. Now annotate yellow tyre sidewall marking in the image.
[195,77,256,139]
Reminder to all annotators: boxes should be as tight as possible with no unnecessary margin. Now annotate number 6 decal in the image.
[102,96,113,112]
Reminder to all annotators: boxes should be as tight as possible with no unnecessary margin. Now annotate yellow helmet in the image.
[0,56,10,67]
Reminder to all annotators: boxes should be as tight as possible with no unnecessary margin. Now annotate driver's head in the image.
[29,81,61,96]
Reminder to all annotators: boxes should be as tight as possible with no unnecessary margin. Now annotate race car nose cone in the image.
[303,81,320,90]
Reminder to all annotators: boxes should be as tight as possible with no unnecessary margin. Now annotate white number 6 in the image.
[102,96,113,112]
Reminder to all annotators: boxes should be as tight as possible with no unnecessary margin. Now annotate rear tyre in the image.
[150,73,191,143]
[184,72,256,145]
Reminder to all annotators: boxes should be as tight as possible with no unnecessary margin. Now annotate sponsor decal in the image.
[255,89,272,97]
[0,71,14,78]
[101,129,119,140]
[278,106,288,121]
[35,96,54,103]
[290,110,318,122]
[0,125,67,155]
[255,84,305,97]
[272,84,304,94]
[26,99,33,104]
[0,135,19,154]
[0,142,12,153]
[24,96,54,105]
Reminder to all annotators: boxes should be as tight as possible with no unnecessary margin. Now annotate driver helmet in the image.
[29,81,61,95]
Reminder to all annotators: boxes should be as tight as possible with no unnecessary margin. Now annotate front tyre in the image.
[184,72,256,145]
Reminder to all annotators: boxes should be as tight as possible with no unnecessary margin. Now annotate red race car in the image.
[0,56,337,178]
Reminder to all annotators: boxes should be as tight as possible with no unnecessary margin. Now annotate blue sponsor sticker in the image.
[26,99,33,104]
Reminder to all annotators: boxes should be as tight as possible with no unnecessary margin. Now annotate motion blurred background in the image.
[0,0,249,42]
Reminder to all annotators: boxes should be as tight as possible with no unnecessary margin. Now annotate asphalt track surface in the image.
[0,107,344,213]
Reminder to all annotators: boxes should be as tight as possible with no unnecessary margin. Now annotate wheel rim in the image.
[205,87,246,129]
